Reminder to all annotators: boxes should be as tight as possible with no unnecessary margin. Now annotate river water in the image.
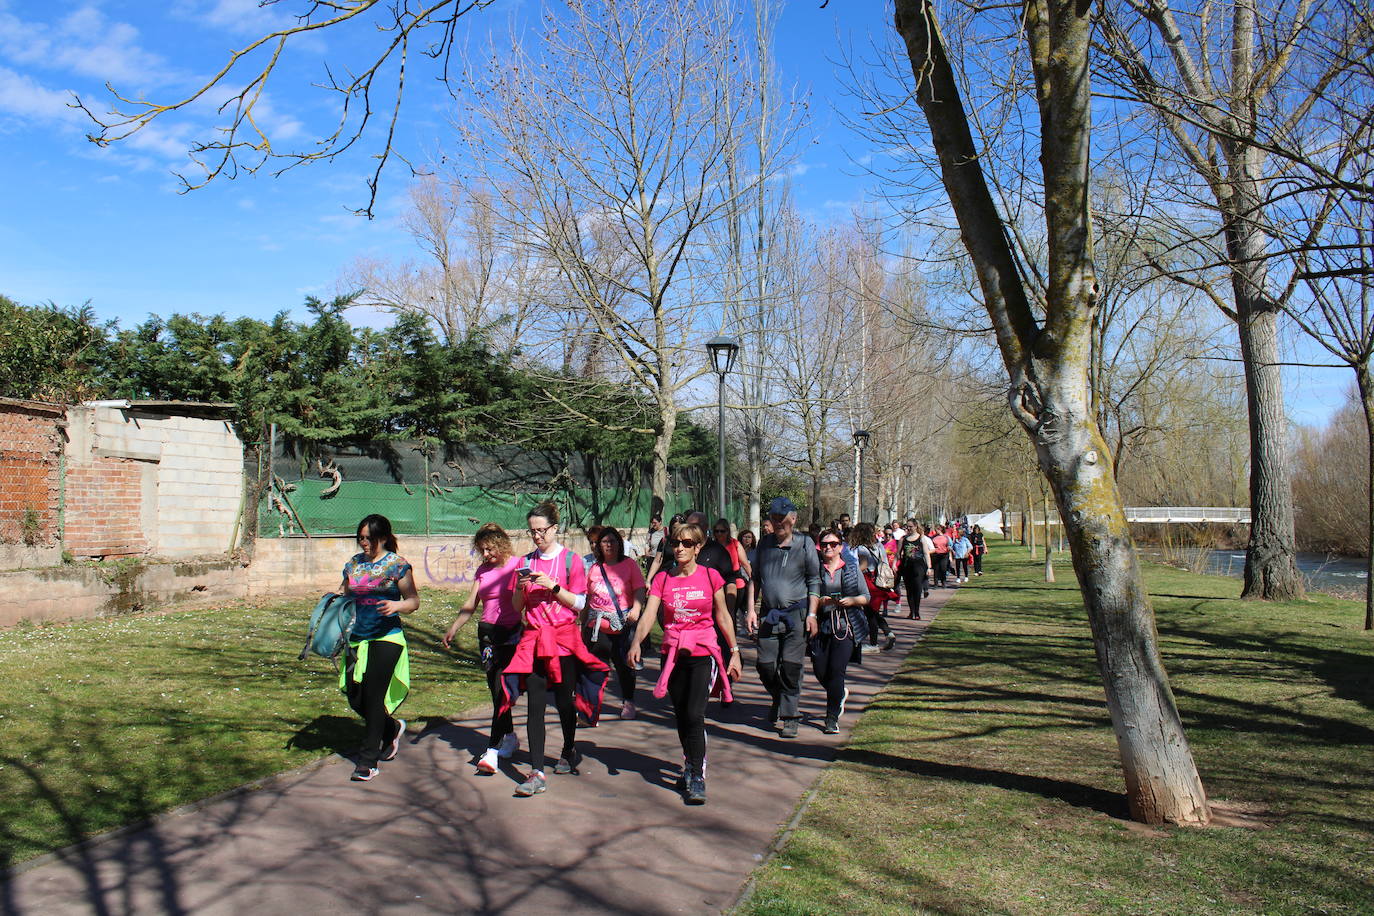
[1137,547,1369,593]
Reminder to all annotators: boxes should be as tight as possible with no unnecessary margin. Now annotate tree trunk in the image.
[1227,184,1303,600]
[1044,490,1054,582]
[653,400,677,515]
[1358,367,1374,631]
[1033,384,1210,825]
[893,0,1210,826]
[747,426,763,535]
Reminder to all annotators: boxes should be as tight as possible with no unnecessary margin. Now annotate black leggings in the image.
[954,556,970,579]
[344,639,403,767]
[973,552,984,574]
[933,553,950,586]
[666,653,715,767]
[478,622,519,749]
[584,627,636,702]
[901,567,926,618]
[863,605,891,643]
[525,655,578,771]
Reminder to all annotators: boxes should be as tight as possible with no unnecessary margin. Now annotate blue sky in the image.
[0,1,881,324]
[0,0,1349,423]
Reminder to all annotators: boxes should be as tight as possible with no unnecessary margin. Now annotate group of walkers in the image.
[332,500,989,805]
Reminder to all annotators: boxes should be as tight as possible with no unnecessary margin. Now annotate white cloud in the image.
[0,67,80,123]
[172,0,297,37]
[0,6,176,88]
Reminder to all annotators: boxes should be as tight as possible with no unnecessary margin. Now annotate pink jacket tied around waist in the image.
[653,626,734,704]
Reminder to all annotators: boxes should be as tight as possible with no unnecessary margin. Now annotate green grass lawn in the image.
[738,542,1374,915]
[0,587,488,870]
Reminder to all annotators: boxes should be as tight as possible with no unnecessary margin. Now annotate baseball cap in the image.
[767,496,797,516]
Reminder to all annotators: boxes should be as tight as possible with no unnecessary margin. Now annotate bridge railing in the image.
[1002,507,1252,531]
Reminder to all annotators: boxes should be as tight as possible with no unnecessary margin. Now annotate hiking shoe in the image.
[514,771,547,796]
[351,765,379,782]
[883,633,897,651]
[823,718,840,735]
[620,701,638,720]
[553,748,581,775]
[780,719,799,739]
[381,718,405,761]
[497,733,519,759]
[475,748,499,775]
[685,774,707,805]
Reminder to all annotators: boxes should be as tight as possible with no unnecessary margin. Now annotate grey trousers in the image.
[755,607,807,720]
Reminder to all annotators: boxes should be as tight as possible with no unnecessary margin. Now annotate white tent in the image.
[968,509,1004,534]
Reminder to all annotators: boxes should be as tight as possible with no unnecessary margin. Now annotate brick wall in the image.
[63,457,149,558]
[0,400,63,547]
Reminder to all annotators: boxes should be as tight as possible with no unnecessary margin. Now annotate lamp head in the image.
[706,336,741,376]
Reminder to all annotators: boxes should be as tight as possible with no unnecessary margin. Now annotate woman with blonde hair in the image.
[627,521,741,804]
[442,522,524,776]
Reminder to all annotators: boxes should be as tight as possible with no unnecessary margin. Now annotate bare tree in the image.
[74,1,499,217]
[715,0,809,534]
[892,0,1210,824]
[1273,4,1374,625]
[341,178,542,347]
[438,0,767,506]
[1091,0,1374,599]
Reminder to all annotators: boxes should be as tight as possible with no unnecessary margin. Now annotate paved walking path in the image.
[5,590,955,916]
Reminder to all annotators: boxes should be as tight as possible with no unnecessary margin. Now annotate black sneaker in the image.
[883,633,897,651]
[685,774,707,805]
[351,765,379,782]
[780,719,799,738]
[822,718,839,735]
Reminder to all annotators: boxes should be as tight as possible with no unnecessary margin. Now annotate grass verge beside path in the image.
[738,542,1374,915]
[0,587,488,870]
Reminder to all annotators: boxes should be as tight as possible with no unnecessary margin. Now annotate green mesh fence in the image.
[255,440,740,537]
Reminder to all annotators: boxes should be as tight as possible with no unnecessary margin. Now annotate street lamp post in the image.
[852,429,871,522]
[706,336,741,521]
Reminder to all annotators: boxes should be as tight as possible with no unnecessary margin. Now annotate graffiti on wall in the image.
[422,544,480,586]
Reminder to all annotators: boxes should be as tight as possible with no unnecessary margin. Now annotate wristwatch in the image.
[552,584,562,596]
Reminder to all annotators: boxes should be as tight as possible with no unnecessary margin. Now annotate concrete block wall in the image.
[245,528,648,598]
[149,415,243,557]
[0,400,63,549]
[62,404,244,560]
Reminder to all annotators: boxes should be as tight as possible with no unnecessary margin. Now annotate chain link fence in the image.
[253,439,741,538]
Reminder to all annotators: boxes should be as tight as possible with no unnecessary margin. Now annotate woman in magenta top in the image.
[585,526,647,719]
[442,522,523,776]
[627,522,741,805]
[504,501,608,797]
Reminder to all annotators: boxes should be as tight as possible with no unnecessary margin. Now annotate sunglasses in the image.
[820,541,842,548]
[668,538,700,549]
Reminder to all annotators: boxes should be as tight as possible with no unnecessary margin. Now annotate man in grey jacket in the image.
[745,497,820,738]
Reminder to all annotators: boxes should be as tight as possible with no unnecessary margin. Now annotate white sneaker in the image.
[475,747,499,775]
[497,733,519,759]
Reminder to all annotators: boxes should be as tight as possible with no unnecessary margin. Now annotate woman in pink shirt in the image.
[442,523,523,777]
[503,502,608,797]
[585,526,647,719]
[627,522,742,805]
